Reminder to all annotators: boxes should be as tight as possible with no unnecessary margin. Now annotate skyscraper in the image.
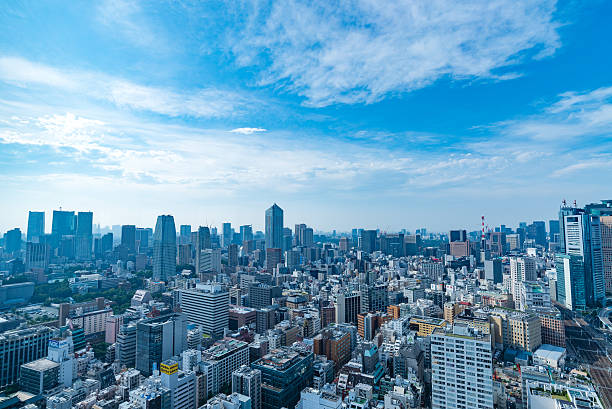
[360,229,377,253]
[26,211,45,242]
[51,210,75,237]
[153,215,177,281]
[431,324,493,409]
[121,225,136,252]
[265,204,283,250]
[563,213,605,306]
[75,212,93,261]
[222,222,232,247]
[179,284,229,338]
[555,253,586,310]
[136,312,187,376]
[179,225,192,244]
[240,225,253,242]
[3,228,22,254]
[601,216,612,294]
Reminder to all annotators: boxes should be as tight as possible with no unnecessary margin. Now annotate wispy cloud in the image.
[227,0,561,106]
[0,56,252,118]
[96,0,164,49]
[230,127,267,135]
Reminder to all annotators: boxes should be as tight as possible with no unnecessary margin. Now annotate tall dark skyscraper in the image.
[26,211,45,242]
[153,215,177,281]
[222,222,232,247]
[4,228,22,254]
[449,229,467,242]
[360,229,377,253]
[76,212,93,236]
[121,225,136,252]
[51,210,75,237]
[75,212,93,260]
[265,204,283,250]
[196,226,211,250]
[240,225,253,242]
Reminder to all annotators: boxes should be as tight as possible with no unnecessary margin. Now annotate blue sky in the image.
[1,0,611,233]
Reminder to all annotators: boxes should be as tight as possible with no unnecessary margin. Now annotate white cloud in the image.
[0,56,250,118]
[230,127,267,135]
[96,0,162,49]
[228,0,561,106]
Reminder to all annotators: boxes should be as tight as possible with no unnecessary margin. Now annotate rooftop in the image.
[22,358,59,371]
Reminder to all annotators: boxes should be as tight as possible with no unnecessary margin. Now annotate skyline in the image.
[4,199,599,236]
[1,1,612,232]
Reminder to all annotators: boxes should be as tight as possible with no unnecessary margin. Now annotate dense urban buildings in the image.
[1,200,612,409]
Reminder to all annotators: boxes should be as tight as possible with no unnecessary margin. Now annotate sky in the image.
[1,0,612,233]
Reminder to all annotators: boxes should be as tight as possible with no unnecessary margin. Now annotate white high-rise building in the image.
[179,284,229,338]
[160,360,197,409]
[431,324,493,409]
[564,214,605,306]
[510,257,536,305]
[201,339,250,397]
[47,337,74,387]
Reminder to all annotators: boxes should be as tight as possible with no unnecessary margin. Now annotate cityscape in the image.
[2,1,612,409]
[1,202,612,409]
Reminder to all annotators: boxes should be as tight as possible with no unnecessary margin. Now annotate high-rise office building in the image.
[360,284,388,313]
[265,204,283,250]
[160,360,197,409]
[51,210,75,237]
[360,230,377,253]
[26,242,49,270]
[265,248,282,271]
[484,259,503,284]
[116,323,137,368]
[555,254,586,310]
[27,211,45,242]
[197,248,222,274]
[252,347,314,409]
[101,232,113,254]
[222,222,232,248]
[0,326,55,389]
[563,213,605,306]
[201,339,250,396]
[121,225,136,253]
[195,226,211,273]
[74,211,93,261]
[232,366,261,409]
[3,228,22,254]
[228,243,239,269]
[431,324,493,409]
[136,312,187,376]
[549,220,560,242]
[153,215,177,281]
[601,216,612,294]
[76,211,92,237]
[449,229,467,242]
[240,225,253,242]
[179,225,192,245]
[510,257,536,305]
[136,228,150,251]
[334,292,361,325]
[179,284,229,338]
